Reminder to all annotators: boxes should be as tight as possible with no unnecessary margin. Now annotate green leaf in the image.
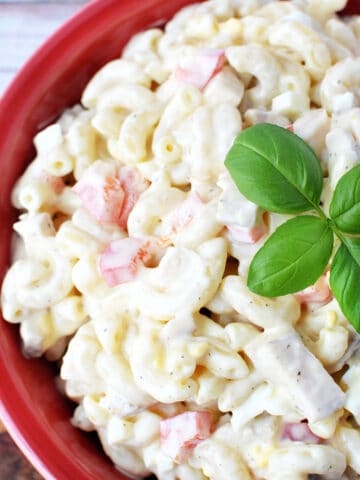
[225,123,323,214]
[329,164,360,234]
[248,215,333,297]
[330,237,360,332]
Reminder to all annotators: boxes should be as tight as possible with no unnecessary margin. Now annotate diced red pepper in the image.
[160,411,213,463]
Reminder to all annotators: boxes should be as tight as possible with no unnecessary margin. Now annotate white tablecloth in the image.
[0,1,87,95]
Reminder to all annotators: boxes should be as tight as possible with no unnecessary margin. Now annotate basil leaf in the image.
[225,123,323,214]
[330,238,360,332]
[248,215,333,297]
[329,164,360,234]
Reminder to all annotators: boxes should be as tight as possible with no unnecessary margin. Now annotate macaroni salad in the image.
[3,0,360,478]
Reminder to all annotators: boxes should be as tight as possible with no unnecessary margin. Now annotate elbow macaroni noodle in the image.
[3,0,360,478]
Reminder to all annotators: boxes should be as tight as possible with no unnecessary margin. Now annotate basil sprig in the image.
[225,123,360,332]
[248,216,334,297]
[330,238,360,331]
[329,164,360,234]
[225,123,323,214]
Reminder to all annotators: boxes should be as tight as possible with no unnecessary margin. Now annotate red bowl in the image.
[1,1,360,479]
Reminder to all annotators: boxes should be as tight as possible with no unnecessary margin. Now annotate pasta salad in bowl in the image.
[2,0,360,479]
